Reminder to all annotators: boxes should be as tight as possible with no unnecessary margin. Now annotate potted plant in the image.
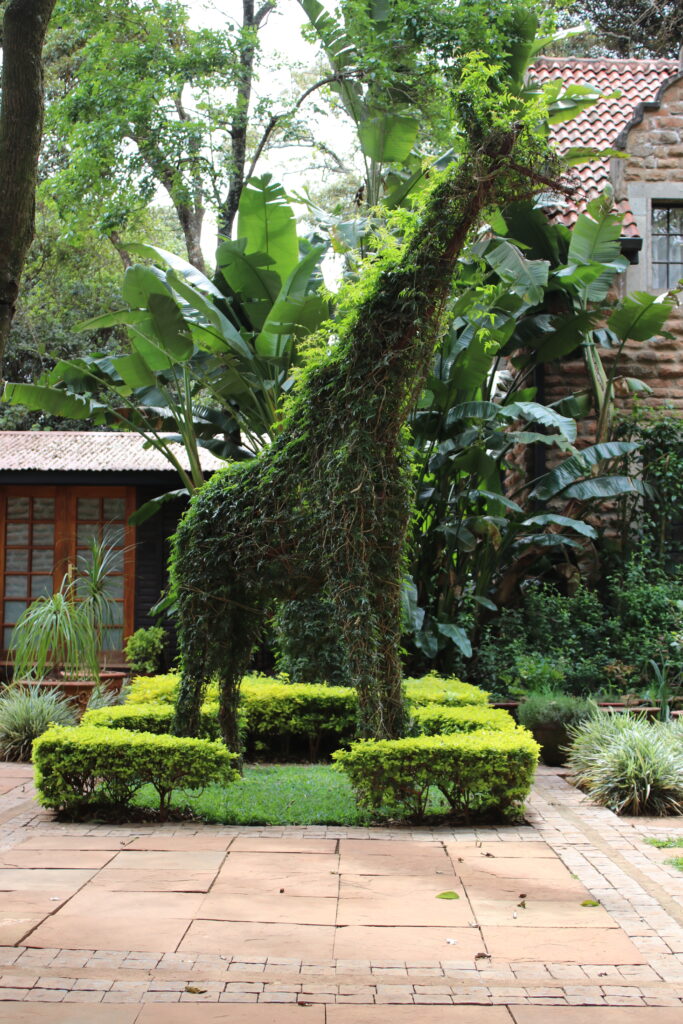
[518,692,595,766]
[9,537,122,714]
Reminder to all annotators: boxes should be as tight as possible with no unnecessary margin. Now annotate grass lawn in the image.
[133,763,378,825]
[131,762,454,826]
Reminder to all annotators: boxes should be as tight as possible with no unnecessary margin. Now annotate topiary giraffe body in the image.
[171,123,549,750]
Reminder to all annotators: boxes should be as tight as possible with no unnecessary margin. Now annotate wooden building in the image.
[0,431,223,663]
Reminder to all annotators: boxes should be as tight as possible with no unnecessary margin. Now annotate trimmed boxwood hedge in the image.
[333,730,540,820]
[33,725,238,817]
[121,673,491,758]
[82,702,222,739]
[412,703,517,735]
[403,676,489,707]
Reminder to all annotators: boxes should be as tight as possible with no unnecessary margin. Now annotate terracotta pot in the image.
[99,670,128,695]
[20,678,97,719]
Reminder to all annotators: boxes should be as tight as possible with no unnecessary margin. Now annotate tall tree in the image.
[553,0,683,58]
[0,0,57,376]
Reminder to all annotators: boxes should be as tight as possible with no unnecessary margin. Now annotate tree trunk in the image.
[0,0,57,377]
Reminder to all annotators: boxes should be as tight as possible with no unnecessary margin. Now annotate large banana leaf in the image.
[608,290,674,342]
[358,113,419,164]
[530,441,639,500]
[237,175,299,286]
[2,383,93,419]
[484,240,549,305]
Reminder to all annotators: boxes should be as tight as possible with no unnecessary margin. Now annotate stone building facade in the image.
[532,56,683,439]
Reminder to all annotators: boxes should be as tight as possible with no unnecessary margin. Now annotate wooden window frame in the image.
[0,485,136,660]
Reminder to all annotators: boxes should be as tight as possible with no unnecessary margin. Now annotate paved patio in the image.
[0,762,682,1022]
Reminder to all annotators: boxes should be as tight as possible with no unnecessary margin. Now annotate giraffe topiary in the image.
[170,49,557,751]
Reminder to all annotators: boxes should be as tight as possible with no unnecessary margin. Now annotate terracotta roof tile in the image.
[0,431,225,474]
[531,56,680,234]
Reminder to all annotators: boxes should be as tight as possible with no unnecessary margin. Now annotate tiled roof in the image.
[0,431,226,474]
[532,57,680,234]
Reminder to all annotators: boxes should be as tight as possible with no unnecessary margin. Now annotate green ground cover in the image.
[645,837,683,873]
[131,763,450,825]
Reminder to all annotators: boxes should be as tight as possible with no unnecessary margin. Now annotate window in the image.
[651,204,683,290]
[0,486,136,657]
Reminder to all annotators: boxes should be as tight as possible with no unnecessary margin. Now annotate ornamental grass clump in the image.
[0,685,77,762]
[567,712,683,816]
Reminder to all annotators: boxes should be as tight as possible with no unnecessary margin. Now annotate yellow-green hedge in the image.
[412,703,516,735]
[33,725,238,816]
[121,672,492,757]
[82,702,222,740]
[333,730,540,820]
[403,675,489,707]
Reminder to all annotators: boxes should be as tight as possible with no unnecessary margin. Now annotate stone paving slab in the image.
[0,761,683,1019]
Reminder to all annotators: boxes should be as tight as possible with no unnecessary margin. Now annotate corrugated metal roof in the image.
[0,431,226,474]
[532,56,680,233]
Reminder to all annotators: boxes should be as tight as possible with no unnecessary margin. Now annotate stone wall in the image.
[540,73,683,450]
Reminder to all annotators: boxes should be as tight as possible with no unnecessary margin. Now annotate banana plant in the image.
[406,223,660,668]
[501,193,676,443]
[2,175,328,520]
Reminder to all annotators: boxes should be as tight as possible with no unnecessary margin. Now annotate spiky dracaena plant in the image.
[171,12,559,750]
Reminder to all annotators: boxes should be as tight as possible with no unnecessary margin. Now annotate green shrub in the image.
[240,679,357,759]
[273,596,347,684]
[124,627,167,676]
[333,730,539,820]
[124,672,490,759]
[412,703,516,735]
[33,724,238,817]
[567,713,683,815]
[0,685,77,762]
[518,693,596,731]
[126,673,183,705]
[404,675,489,707]
[82,702,222,739]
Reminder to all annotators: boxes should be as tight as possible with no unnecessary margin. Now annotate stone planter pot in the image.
[530,723,570,767]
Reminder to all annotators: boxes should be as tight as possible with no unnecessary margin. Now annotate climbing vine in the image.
[171,8,559,751]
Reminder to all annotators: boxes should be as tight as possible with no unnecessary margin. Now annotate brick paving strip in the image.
[0,762,682,1022]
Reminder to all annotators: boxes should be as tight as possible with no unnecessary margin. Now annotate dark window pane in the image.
[669,208,683,234]
[103,498,125,522]
[77,498,100,520]
[7,497,29,519]
[4,600,27,623]
[6,523,29,546]
[5,576,28,598]
[652,263,669,290]
[33,498,55,521]
[652,206,669,231]
[5,549,28,571]
[32,523,54,546]
[30,575,52,599]
[31,548,53,572]
[652,236,670,261]
[77,523,99,546]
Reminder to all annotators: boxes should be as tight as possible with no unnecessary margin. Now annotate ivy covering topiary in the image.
[171,20,556,749]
